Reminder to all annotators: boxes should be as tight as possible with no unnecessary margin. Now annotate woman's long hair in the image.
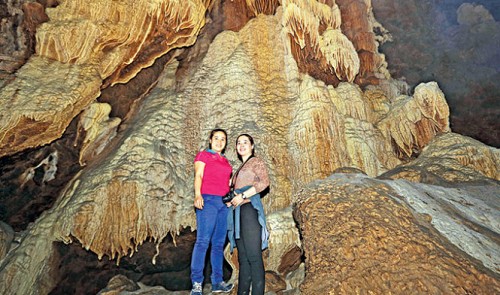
[208,128,228,154]
[236,133,255,162]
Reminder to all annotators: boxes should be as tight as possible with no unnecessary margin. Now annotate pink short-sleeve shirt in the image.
[195,149,232,196]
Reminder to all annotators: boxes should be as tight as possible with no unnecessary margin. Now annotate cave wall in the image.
[0,0,498,294]
[373,0,500,147]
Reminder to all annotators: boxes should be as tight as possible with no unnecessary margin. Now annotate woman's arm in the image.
[240,187,257,200]
[194,161,205,209]
[249,158,270,193]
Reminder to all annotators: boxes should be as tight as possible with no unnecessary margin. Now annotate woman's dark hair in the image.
[209,128,228,154]
[236,133,255,161]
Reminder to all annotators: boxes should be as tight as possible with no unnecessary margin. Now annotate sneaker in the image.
[212,281,234,293]
[191,282,203,295]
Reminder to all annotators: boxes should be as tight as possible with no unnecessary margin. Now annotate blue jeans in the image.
[191,194,229,284]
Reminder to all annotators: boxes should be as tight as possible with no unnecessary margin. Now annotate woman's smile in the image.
[237,136,253,157]
[210,131,226,153]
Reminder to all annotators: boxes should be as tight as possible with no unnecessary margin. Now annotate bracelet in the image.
[241,192,247,199]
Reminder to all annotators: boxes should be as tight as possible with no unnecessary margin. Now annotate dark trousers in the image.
[235,203,265,295]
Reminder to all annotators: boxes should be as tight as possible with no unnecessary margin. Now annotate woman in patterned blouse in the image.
[229,133,270,295]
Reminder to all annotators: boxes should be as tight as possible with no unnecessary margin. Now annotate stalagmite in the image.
[378,82,450,158]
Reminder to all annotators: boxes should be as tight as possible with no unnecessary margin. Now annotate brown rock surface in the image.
[265,270,287,293]
[0,119,81,231]
[0,1,497,294]
[51,229,199,294]
[0,0,49,85]
[336,0,390,85]
[35,0,211,85]
[97,275,140,294]
[381,132,500,184]
[281,0,359,85]
[294,173,499,294]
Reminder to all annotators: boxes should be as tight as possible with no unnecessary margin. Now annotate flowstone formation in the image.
[293,171,499,294]
[293,133,499,294]
[0,0,211,158]
[0,0,498,294]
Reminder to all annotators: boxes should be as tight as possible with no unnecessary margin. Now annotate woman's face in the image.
[236,135,253,157]
[210,131,227,153]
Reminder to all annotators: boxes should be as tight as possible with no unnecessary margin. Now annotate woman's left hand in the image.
[231,194,245,207]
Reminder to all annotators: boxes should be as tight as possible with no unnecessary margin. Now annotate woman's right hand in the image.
[194,195,204,209]
[230,194,245,207]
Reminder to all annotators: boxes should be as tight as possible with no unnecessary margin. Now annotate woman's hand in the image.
[231,194,247,207]
[194,195,204,209]
[193,161,205,210]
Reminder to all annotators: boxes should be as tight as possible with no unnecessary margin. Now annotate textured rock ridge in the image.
[0,0,212,158]
[294,173,499,294]
[0,57,102,158]
[281,0,359,83]
[36,0,211,85]
[382,132,500,183]
[0,1,497,294]
[0,0,49,85]
[378,82,451,158]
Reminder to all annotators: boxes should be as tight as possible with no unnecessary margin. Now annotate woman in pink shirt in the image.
[190,129,234,295]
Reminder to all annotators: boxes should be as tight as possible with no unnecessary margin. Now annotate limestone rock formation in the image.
[281,0,359,84]
[97,275,141,294]
[76,102,121,166]
[0,57,102,158]
[0,0,498,294]
[0,0,49,86]
[0,0,212,158]
[244,0,280,16]
[294,172,499,294]
[377,81,451,158]
[0,221,14,260]
[265,207,301,275]
[35,0,211,85]
[373,0,500,147]
[382,132,500,184]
